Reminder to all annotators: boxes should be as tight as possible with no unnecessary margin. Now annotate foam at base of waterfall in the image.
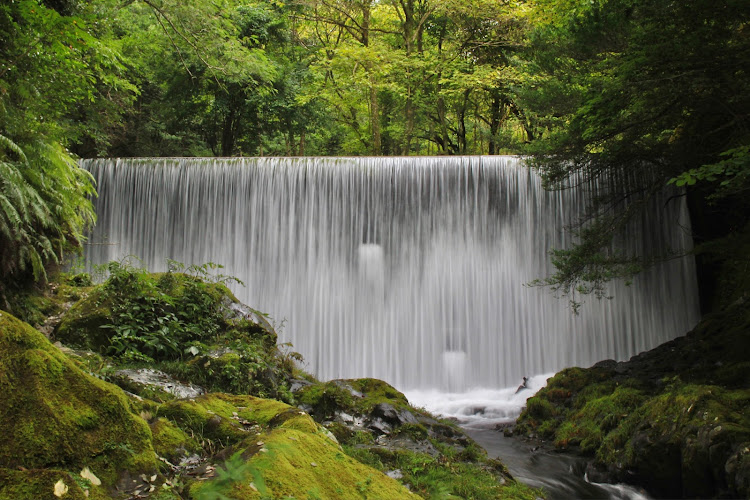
[404,373,553,429]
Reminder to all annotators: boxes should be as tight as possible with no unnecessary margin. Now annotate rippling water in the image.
[406,380,651,500]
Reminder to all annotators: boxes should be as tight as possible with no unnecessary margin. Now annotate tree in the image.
[0,0,129,290]
[518,0,750,308]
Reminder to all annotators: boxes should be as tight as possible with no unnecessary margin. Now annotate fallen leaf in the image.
[80,467,101,486]
[53,479,68,497]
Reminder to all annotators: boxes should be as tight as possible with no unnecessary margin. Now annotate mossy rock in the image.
[157,393,291,446]
[54,271,239,353]
[53,267,290,398]
[160,343,289,400]
[151,418,201,464]
[516,301,750,497]
[2,272,93,329]
[0,311,157,488]
[53,289,114,351]
[296,378,412,419]
[0,468,90,500]
[189,426,417,499]
[345,447,538,499]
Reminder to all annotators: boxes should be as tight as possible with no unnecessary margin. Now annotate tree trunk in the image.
[221,106,236,156]
[370,78,381,155]
[402,0,415,155]
[488,91,502,155]
[457,89,470,154]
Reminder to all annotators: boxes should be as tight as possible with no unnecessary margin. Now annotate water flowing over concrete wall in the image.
[82,156,700,391]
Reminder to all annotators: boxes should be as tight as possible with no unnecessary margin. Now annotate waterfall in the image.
[81,156,700,391]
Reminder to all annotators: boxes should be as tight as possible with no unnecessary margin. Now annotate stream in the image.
[406,375,650,500]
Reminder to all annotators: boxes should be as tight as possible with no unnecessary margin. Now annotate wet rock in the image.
[725,443,750,498]
[207,347,234,358]
[115,368,205,399]
[368,417,392,435]
[290,377,314,392]
[386,469,403,479]
[333,380,365,398]
[371,402,418,426]
[224,300,275,333]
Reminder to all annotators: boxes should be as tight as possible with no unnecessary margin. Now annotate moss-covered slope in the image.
[294,378,541,499]
[0,311,418,499]
[515,299,750,498]
[0,310,157,493]
[157,394,417,499]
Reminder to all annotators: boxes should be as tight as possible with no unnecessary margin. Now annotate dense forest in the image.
[1,0,749,306]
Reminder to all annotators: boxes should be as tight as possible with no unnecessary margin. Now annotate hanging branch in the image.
[139,0,228,92]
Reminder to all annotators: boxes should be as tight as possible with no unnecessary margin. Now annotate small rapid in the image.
[407,379,651,500]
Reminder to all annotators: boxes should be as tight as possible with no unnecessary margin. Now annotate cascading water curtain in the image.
[82,156,700,391]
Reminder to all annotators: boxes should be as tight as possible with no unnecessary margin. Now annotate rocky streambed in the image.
[512,299,750,498]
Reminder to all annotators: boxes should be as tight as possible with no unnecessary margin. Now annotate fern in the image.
[0,133,95,287]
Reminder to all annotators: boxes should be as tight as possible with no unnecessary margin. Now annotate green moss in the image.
[158,393,291,446]
[347,447,540,499]
[0,312,158,488]
[55,264,293,400]
[296,381,355,418]
[599,383,750,465]
[55,267,235,353]
[0,468,88,500]
[2,271,93,328]
[546,366,612,394]
[521,341,750,496]
[553,386,645,452]
[191,427,417,500]
[348,378,410,408]
[159,337,289,399]
[54,288,114,351]
[151,417,201,463]
[394,423,430,441]
[296,378,413,420]
[525,396,556,420]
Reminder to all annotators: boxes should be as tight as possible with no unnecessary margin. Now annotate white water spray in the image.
[82,156,700,392]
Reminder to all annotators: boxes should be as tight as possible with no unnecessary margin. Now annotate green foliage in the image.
[345,447,540,500]
[97,260,230,363]
[296,378,412,419]
[192,453,254,500]
[56,259,295,399]
[670,145,750,200]
[519,0,750,303]
[0,0,139,290]
[0,133,95,288]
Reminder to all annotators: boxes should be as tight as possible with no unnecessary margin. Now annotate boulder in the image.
[0,311,158,490]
